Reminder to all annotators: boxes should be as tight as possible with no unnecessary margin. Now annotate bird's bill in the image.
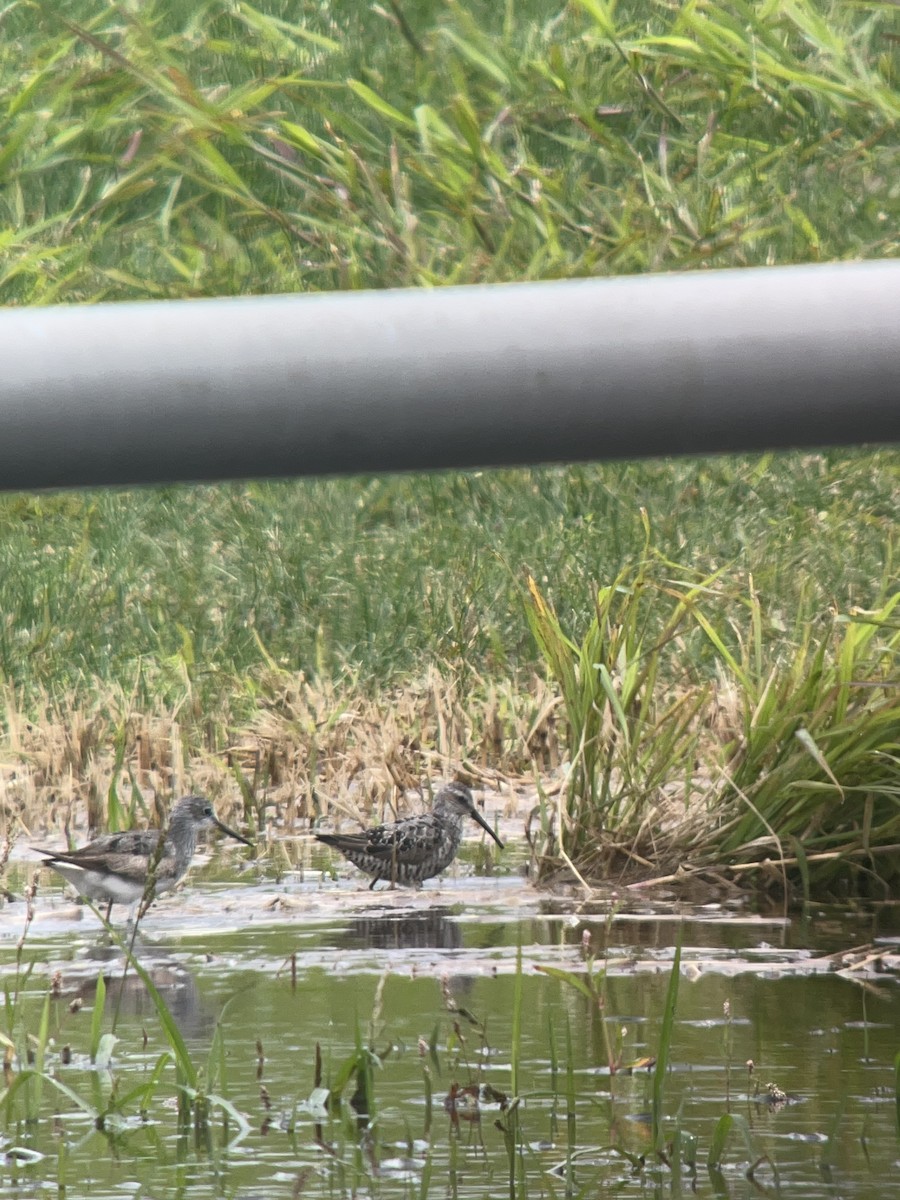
[212,816,253,846]
[469,805,504,849]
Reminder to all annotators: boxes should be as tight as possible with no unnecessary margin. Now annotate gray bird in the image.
[34,794,252,920]
[315,782,503,889]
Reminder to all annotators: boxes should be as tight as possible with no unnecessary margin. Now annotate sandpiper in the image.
[315,781,503,889]
[34,794,252,920]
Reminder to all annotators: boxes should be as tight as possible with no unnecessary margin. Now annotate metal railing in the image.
[2,260,898,490]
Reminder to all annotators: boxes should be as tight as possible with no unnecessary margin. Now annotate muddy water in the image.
[1,846,898,1199]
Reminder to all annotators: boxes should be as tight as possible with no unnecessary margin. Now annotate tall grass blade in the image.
[0,1069,97,1123]
[510,941,523,1099]
[107,932,198,1091]
[707,1113,734,1169]
[90,971,106,1063]
[652,929,683,1155]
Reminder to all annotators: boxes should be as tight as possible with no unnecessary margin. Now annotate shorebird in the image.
[34,794,252,920]
[315,782,503,889]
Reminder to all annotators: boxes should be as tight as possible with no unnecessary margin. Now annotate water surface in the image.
[1,848,897,1198]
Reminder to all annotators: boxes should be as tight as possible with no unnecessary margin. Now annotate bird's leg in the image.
[104,899,113,924]
[390,844,398,890]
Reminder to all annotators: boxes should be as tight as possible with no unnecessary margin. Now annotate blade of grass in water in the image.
[510,941,523,1099]
[652,928,683,1156]
[90,970,106,1064]
[507,942,524,1200]
[565,1015,576,1192]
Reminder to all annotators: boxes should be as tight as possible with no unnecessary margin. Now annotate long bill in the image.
[213,816,254,846]
[469,805,504,849]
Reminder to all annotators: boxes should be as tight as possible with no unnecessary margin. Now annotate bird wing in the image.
[38,830,172,884]
[73,851,176,886]
[363,817,443,866]
[45,828,163,860]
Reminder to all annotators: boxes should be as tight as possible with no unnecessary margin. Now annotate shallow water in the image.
[1,845,898,1199]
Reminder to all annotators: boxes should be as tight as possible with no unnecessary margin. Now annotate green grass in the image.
[0,453,897,710]
[1,0,896,302]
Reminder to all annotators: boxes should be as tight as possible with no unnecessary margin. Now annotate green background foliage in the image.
[2,0,896,303]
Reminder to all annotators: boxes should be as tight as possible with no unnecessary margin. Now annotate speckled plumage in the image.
[34,794,252,919]
[315,782,504,889]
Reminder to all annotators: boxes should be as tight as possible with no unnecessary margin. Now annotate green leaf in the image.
[347,81,416,129]
[1,1069,97,1121]
[94,1034,118,1070]
[104,934,198,1090]
[534,965,598,1004]
[707,1112,733,1168]
[279,120,325,158]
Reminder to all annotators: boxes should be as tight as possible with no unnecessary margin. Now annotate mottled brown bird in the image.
[315,782,503,888]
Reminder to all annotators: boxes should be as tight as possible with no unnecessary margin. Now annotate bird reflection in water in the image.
[337,908,462,953]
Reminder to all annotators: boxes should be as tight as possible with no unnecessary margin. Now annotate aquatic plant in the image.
[1,908,896,1197]
[526,566,900,896]
[651,934,682,1156]
[525,549,713,874]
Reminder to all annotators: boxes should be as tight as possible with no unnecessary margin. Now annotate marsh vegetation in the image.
[1,1,898,1192]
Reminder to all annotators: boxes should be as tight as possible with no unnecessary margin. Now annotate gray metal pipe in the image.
[1,261,898,491]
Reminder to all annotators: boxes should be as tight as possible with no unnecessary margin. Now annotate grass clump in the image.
[695,591,900,893]
[526,561,900,896]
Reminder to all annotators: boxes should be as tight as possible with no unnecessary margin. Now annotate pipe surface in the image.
[1,261,898,490]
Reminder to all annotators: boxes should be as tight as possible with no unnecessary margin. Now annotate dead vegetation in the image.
[0,668,558,843]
